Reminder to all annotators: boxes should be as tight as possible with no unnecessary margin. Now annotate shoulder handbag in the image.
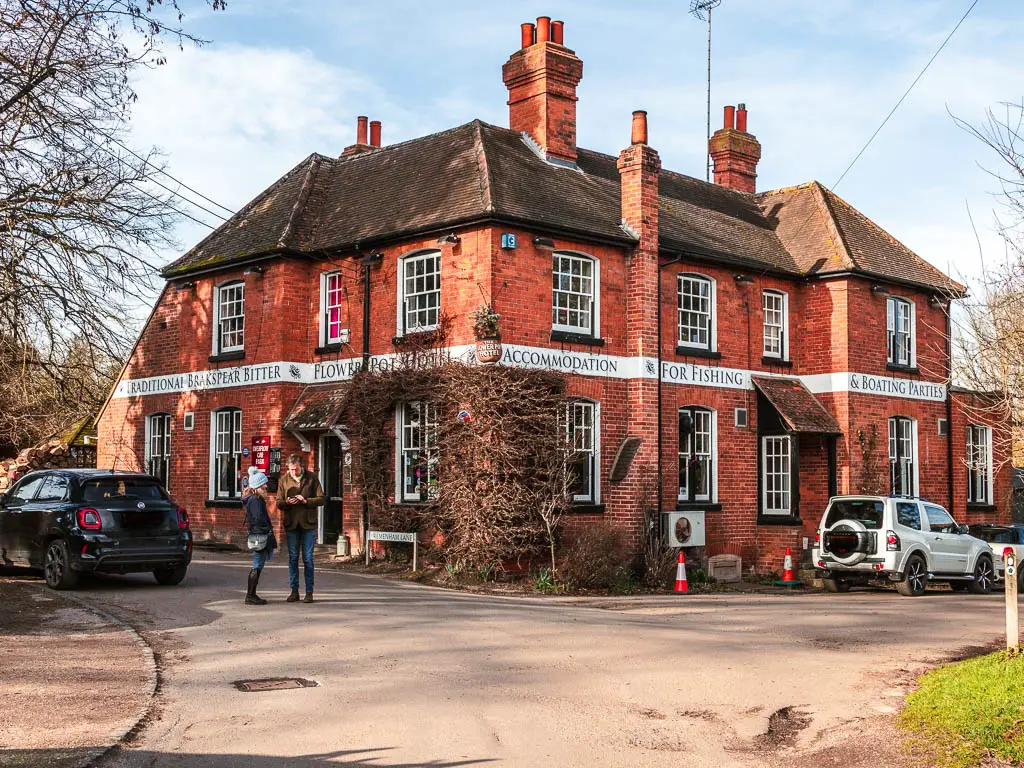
[247,533,270,551]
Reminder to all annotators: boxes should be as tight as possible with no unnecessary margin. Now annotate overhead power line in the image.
[832,0,979,191]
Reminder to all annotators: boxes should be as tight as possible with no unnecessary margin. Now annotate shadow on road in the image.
[0,746,497,768]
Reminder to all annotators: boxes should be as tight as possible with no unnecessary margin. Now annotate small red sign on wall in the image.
[251,435,271,471]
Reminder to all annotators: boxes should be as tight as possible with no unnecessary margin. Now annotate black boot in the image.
[245,569,267,605]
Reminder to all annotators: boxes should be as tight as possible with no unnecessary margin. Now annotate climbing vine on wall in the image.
[340,350,573,570]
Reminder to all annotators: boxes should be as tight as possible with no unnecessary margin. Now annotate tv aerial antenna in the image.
[690,0,723,181]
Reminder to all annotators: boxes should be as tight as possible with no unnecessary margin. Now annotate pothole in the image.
[753,706,812,751]
[233,677,319,692]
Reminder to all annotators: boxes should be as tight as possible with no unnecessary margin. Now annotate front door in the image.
[320,435,344,545]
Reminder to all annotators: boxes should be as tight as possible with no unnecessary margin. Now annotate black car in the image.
[0,469,192,589]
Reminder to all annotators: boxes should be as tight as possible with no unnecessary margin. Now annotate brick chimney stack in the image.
[502,16,584,163]
[709,103,762,193]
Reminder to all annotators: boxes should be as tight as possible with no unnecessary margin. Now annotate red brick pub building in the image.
[98,17,1011,571]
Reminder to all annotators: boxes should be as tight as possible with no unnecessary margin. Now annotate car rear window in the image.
[971,527,1015,544]
[824,500,885,529]
[82,478,167,502]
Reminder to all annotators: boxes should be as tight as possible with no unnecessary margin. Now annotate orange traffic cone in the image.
[674,550,689,593]
[776,546,802,587]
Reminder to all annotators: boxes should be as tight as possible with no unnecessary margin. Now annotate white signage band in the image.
[112,345,947,402]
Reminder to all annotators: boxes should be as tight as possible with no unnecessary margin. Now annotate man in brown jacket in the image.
[276,453,326,602]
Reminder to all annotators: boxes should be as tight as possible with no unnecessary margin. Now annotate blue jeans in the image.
[252,547,273,570]
[287,527,316,593]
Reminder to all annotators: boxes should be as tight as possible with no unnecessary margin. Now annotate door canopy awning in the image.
[283,384,349,432]
[751,376,842,435]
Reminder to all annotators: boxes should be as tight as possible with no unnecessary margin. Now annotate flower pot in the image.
[475,338,502,364]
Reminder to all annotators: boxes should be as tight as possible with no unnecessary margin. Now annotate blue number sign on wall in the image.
[501,233,517,249]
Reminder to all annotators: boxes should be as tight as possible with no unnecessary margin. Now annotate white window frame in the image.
[888,416,919,496]
[552,251,600,337]
[396,401,439,503]
[210,408,243,499]
[678,406,717,503]
[320,270,344,346]
[397,250,442,334]
[762,289,789,360]
[761,435,792,516]
[144,413,172,490]
[565,399,600,504]
[212,281,245,355]
[677,274,716,351]
[966,424,993,504]
[886,296,915,367]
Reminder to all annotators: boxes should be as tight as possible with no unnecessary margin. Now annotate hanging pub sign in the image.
[251,435,271,471]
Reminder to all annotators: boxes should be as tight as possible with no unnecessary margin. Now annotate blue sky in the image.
[129,0,1024,293]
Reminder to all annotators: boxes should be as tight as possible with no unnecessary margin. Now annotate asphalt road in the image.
[59,551,1012,768]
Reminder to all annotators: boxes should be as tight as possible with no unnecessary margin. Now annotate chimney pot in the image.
[736,105,748,133]
[369,120,381,148]
[631,110,648,145]
[723,105,735,130]
[551,20,564,44]
[357,115,368,145]
[520,22,535,49]
[536,16,551,43]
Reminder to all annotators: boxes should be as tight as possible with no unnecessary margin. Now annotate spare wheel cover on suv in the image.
[825,520,873,565]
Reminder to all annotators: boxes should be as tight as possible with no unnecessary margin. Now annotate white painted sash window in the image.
[399,251,441,333]
[215,282,245,354]
[145,413,172,489]
[398,401,438,502]
[321,271,344,345]
[678,275,715,350]
[552,253,598,336]
[212,408,242,499]
[679,406,714,502]
[565,400,598,503]
[761,435,792,515]
[762,290,788,359]
[887,296,914,367]
[967,424,992,504]
[889,416,916,496]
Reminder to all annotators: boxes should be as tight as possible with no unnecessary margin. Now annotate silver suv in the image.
[813,495,996,596]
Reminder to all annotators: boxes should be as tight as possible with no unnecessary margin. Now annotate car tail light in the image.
[814,532,820,545]
[176,508,190,530]
[873,563,885,570]
[886,530,900,551]
[77,508,102,531]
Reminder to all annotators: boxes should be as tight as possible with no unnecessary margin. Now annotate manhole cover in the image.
[233,677,319,693]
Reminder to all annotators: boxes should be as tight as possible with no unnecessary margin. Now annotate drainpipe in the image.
[359,251,382,551]
[946,307,955,515]
[657,254,683,537]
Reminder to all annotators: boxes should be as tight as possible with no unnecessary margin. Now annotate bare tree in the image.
[951,102,1024,467]
[0,0,224,452]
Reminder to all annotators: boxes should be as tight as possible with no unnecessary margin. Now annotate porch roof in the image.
[283,383,348,432]
[751,376,842,435]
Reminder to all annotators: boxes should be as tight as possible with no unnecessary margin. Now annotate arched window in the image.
[212,280,245,355]
[211,407,242,499]
[145,413,172,489]
[678,406,715,503]
[889,416,917,496]
[552,251,600,337]
[398,250,441,334]
[677,274,716,351]
[565,399,599,503]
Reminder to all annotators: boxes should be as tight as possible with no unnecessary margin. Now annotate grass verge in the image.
[899,648,1024,767]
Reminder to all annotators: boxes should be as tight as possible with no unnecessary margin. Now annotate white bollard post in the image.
[1005,548,1019,651]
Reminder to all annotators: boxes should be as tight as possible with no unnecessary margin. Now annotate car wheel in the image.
[153,566,187,586]
[896,555,927,597]
[822,577,851,593]
[44,539,80,590]
[967,556,994,595]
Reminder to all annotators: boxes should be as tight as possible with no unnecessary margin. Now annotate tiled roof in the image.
[161,121,962,294]
[752,376,842,435]
[283,384,349,431]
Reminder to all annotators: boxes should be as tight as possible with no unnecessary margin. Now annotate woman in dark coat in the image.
[243,467,277,605]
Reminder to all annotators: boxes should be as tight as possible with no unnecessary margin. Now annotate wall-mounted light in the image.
[533,236,556,250]
[929,295,946,307]
[360,251,383,266]
[243,265,265,275]
[870,284,891,295]
[437,233,461,245]
[734,274,755,284]
[177,281,196,291]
